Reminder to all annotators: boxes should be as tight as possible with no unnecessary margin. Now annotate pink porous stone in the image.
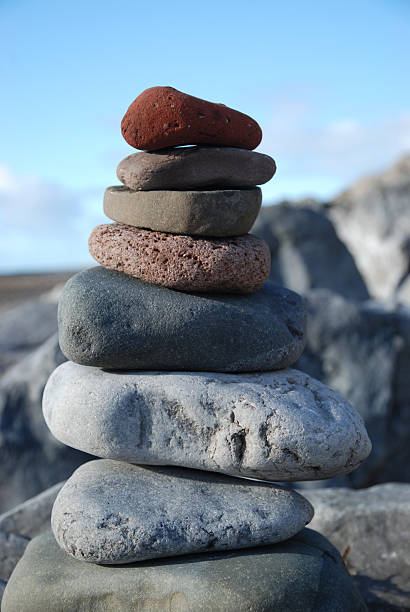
[88,223,271,294]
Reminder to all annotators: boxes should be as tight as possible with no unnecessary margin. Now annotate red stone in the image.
[121,86,262,151]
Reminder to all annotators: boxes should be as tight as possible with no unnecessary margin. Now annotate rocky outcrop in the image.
[326,155,410,304]
[252,200,370,301]
[0,334,89,513]
[297,289,410,488]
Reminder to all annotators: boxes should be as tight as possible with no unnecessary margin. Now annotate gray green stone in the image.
[58,267,306,372]
[2,529,367,611]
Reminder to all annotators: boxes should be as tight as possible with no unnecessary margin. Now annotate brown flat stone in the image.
[121,86,262,151]
[88,224,270,294]
[116,146,276,190]
[103,187,262,237]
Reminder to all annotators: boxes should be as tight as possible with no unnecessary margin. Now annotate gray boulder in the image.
[297,290,410,488]
[0,334,90,513]
[252,200,369,301]
[305,483,410,611]
[326,154,410,304]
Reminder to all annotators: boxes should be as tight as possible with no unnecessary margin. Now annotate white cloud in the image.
[259,103,410,202]
[0,165,105,272]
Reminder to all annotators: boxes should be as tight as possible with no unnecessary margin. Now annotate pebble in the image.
[104,186,262,237]
[116,146,276,190]
[58,266,307,371]
[43,363,372,482]
[121,86,262,150]
[1,529,367,611]
[88,223,270,294]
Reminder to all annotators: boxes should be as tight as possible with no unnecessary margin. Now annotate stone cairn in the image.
[3,87,371,611]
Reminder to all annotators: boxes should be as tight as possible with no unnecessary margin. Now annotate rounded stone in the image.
[43,363,372,482]
[2,529,367,611]
[50,460,313,564]
[88,223,271,294]
[58,266,307,371]
[104,186,262,237]
[116,146,276,190]
[121,86,262,151]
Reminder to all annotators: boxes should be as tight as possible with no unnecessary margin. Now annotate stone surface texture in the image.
[51,460,313,564]
[252,200,370,301]
[58,267,306,372]
[104,186,262,237]
[89,223,270,294]
[305,483,410,611]
[2,529,366,612]
[116,146,276,190]
[326,154,410,304]
[121,86,262,151]
[0,334,88,514]
[44,363,371,482]
[297,289,410,488]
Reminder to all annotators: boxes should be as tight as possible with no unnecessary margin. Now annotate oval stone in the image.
[116,146,276,190]
[121,86,262,150]
[58,266,306,371]
[88,223,271,294]
[104,186,262,237]
[43,363,372,481]
[51,460,313,564]
[1,530,367,612]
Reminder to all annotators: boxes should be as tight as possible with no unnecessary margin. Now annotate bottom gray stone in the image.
[2,529,366,612]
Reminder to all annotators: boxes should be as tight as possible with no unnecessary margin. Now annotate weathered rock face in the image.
[121,86,262,151]
[58,267,307,372]
[89,224,271,294]
[51,460,313,564]
[252,201,370,301]
[0,334,90,513]
[0,294,58,374]
[1,529,366,612]
[326,154,410,304]
[44,363,371,481]
[104,186,262,237]
[297,289,410,488]
[116,146,275,190]
[304,483,410,611]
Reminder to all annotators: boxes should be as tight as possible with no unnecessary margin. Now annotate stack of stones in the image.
[3,87,370,611]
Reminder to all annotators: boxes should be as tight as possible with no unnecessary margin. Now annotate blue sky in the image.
[1,0,409,272]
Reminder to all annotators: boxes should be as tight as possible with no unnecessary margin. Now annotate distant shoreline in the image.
[0,271,77,312]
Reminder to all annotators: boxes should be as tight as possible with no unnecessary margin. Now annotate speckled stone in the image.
[51,460,313,564]
[2,529,367,611]
[58,266,307,371]
[43,363,372,481]
[103,186,262,237]
[116,146,276,190]
[121,86,262,151]
[88,223,270,294]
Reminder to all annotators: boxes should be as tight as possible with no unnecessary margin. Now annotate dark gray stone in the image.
[0,334,90,513]
[252,201,370,301]
[296,290,410,488]
[51,460,313,564]
[116,146,276,190]
[305,484,410,611]
[58,267,307,372]
[2,529,366,611]
[44,363,371,482]
[104,186,262,237]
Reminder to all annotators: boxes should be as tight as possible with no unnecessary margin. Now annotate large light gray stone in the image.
[116,146,276,190]
[51,460,313,564]
[44,363,371,482]
[104,186,262,237]
[2,529,366,612]
[58,267,307,372]
[304,483,410,611]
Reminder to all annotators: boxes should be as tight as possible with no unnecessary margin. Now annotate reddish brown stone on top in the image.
[121,86,262,151]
